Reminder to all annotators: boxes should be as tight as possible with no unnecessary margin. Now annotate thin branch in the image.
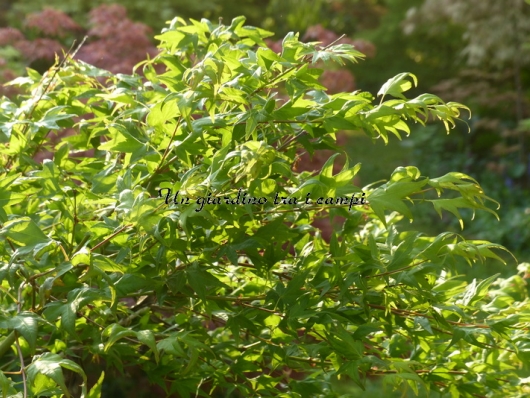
[178,294,266,302]
[240,302,283,315]
[27,37,87,122]
[250,66,298,96]
[277,130,308,151]
[59,244,70,262]
[320,34,346,50]
[365,259,429,279]
[247,202,368,216]
[17,282,25,312]
[15,335,27,398]
[367,303,490,329]
[13,37,88,172]
[369,369,467,375]
[146,117,182,190]
[90,224,133,252]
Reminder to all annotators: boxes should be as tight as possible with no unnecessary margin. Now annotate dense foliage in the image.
[0,15,529,398]
[2,1,528,262]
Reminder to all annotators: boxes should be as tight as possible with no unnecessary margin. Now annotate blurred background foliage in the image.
[1,0,529,396]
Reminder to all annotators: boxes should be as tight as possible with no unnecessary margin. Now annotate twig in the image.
[365,259,429,279]
[277,130,307,151]
[26,37,87,123]
[367,303,490,329]
[145,117,182,190]
[15,335,27,398]
[12,37,88,172]
[6,238,16,252]
[59,244,70,261]
[17,282,25,312]
[320,34,346,50]
[90,224,133,252]
[177,294,265,302]
[240,302,283,315]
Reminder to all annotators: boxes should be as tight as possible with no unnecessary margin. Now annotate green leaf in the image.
[99,125,145,153]
[414,317,433,335]
[147,99,180,127]
[368,179,427,225]
[0,370,14,398]
[0,174,25,221]
[87,371,105,398]
[61,288,106,336]
[34,106,75,130]
[103,324,136,352]
[378,73,418,100]
[461,273,500,306]
[96,88,136,105]
[136,330,160,363]
[0,217,56,256]
[27,353,87,398]
[312,43,364,65]
[0,312,38,354]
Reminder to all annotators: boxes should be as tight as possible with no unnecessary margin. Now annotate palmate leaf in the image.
[368,179,427,225]
[0,217,58,257]
[0,173,25,222]
[428,172,499,212]
[429,197,496,229]
[27,353,87,398]
[311,43,365,65]
[460,273,500,306]
[0,312,39,354]
[0,217,49,246]
[102,324,136,352]
[365,166,498,229]
[441,240,511,265]
[378,72,418,100]
[34,106,76,131]
[60,288,108,336]
[98,125,145,153]
[136,330,160,363]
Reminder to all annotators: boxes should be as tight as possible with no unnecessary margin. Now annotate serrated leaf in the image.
[27,353,87,398]
[368,179,427,225]
[61,288,106,336]
[103,324,136,352]
[99,126,144,153]
[136,330,159,363]
[0,217,55,256]
[461,273,500,306]
[378,73,418,100]
[0,312,38,354]
[34,106,75,130]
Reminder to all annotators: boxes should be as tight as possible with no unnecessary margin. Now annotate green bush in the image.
[0,16,528,398]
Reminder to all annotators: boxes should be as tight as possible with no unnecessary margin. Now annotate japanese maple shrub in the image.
[0,16,527,398]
